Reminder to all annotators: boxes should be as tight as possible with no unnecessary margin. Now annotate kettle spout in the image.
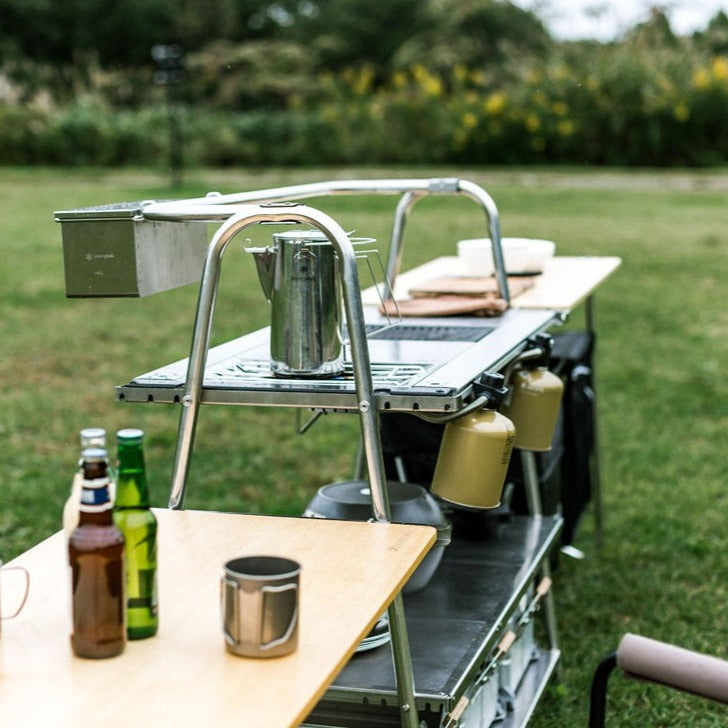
[245,247,276,301]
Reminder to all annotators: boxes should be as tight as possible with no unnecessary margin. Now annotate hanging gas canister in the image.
[431,373,516,509]
[501,334,564,452]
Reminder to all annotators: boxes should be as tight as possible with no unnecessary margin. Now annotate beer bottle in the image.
[69,448,126,658]
[113,428,158,639]
[63,428,107,538]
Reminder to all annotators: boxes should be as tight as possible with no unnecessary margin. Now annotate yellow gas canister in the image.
[431,408,516,509]
[501,367,563,452]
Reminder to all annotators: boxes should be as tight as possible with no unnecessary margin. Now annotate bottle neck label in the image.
[80,477,112,513]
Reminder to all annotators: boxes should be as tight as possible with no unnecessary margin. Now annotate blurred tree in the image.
[692,11,728,55]
[278,0,429,70]
[393,0,553,73]
[0,0,177,65]
[624,7,678,48]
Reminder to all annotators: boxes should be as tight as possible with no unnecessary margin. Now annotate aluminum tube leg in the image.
[520,449,543,516]
[385,191,423,292]
[521,450,560,660]
[387,593,420,728]
[168,220,234,509]
[585,295,604,549]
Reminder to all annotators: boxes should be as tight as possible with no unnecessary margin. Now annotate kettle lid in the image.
[272,229,331,244]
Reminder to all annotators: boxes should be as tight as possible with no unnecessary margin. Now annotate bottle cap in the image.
[80,427,106,444]
[81,447,108,462]
[117,428,144,442]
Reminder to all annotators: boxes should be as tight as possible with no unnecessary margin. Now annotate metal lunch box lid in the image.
[54,201,161,222]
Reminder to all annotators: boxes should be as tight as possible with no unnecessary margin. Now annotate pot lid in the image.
[318,480,426,505]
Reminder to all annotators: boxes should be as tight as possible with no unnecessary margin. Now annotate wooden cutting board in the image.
[408,275,537,298]
[379,295,508,318]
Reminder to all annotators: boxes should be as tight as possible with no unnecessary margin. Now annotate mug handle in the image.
[259,583,298,651]
[1,566,30,619]
[220,576,239,647]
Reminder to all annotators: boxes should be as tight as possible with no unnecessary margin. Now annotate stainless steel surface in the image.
[309,515,561,716]
[383,178,509,304]
[139,177,511,303]
[117,308,556,413]
[221,555,300,658]
[55,201,208,297]
[249,229,344,377]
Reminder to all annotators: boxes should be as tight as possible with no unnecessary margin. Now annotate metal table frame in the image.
[133,178,523,728]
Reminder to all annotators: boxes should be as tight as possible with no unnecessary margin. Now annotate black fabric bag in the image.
[549,330,597,544]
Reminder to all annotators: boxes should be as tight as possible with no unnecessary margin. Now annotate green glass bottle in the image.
[113,428,158,639]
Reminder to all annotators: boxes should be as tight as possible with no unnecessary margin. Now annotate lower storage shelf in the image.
[303,514,562,728]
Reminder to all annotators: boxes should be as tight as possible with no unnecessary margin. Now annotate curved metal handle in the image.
[220,576,239,647]
[259,582,298,651]
[0,565,30,620]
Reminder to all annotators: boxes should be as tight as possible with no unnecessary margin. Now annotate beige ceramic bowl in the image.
[457,237,555,275]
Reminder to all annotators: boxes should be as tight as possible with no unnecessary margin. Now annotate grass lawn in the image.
[1,165,727,726]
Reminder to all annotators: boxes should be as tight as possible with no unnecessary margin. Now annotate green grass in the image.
[2,166,728,726]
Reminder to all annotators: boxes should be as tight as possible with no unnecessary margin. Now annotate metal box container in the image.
[55,201,209,297]
[499,589,538,708]
[461,672,503,728]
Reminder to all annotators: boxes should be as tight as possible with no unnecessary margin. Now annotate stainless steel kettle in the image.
[248,229,344,378]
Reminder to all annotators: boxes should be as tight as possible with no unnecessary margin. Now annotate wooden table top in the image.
[363,255,621,313]
[0,509,435,728]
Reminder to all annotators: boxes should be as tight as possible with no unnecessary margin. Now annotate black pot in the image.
[303,480,451,593]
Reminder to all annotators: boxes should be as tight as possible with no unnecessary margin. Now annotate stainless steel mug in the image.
[249,229,344,378]
[0,560,30,636]
[221,555,300,658]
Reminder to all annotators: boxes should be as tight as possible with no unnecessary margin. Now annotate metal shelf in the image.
[304,514,562,727]
[115,309,556,414]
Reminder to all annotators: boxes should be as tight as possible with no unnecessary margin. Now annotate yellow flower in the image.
[353,67,374,95]
[693,67,710,90]
[552,101,568,116]
[557,119,575,136]
[453,64,467,83]
[411,63,427,82]
[525,113,540,132]
[391,70,407,89]
[711,56,728,82]
[484,91,506,115]
[462,112,478,130]
[421,73,443,97]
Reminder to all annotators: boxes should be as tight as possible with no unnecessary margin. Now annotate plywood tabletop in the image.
[362,255,621,313]
[0,509,435,728]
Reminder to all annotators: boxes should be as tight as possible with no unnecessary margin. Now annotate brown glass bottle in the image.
[68,448,126,658]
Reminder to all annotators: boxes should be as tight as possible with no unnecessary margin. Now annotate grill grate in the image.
[365,323,494,342]
[206,359,430,389]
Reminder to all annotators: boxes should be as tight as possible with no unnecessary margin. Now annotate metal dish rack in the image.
[56,178,563,727]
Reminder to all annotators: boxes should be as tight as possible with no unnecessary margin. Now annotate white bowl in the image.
[457,237,555,275]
